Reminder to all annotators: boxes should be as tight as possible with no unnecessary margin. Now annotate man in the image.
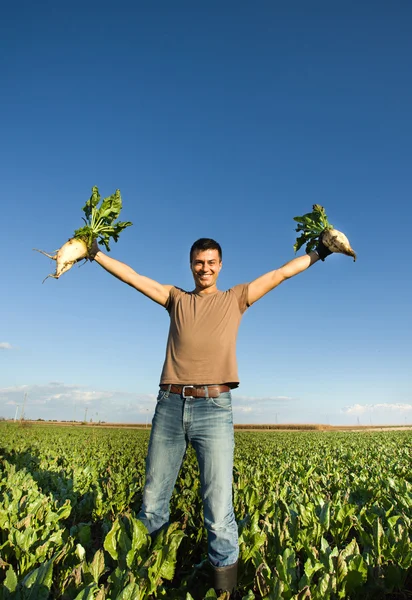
[90,236,332,595]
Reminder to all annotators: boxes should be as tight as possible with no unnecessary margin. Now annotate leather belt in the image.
[160,384,231,398]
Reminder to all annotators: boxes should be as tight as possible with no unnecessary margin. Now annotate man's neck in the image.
[194,285,219,295]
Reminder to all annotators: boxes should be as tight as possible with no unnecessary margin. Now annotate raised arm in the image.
[248,251,321,305]
[91,244,172,306]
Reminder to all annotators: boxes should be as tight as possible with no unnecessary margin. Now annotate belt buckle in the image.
[182,385,194,398]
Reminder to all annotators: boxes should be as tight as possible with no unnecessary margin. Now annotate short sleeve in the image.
[164,286,176,313]
[231,283,250,314]
[164,286,184,313]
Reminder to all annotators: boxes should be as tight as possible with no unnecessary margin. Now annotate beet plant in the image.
[293,204,357,261]
[34,186,132,282]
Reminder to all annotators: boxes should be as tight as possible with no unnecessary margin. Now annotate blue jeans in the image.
[137,387,238,567]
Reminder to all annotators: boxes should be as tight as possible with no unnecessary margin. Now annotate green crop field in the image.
[0,423,411,599]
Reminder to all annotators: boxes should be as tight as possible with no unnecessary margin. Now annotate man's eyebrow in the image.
[194,258,219,265]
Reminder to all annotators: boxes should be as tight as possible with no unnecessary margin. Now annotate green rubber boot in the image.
[211,560,238,596]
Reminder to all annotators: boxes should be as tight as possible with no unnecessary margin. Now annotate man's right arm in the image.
[93,249,172,307]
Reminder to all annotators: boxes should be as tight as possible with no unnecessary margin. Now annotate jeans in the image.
[137,387,238,567]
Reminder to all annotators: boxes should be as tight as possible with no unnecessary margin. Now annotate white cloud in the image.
[0,342,13,350]
[0,382,157,422]
[48,390,113,403]
[342,403,412,415]
[233,394,295,403]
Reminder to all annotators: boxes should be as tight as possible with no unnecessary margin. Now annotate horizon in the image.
[3,417,411,430]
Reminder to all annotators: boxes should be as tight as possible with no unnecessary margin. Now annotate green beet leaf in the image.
[74,186,132,252]
[292,204,333,254]
[114,582,143,600]
[73,583,100,600]
[89,549,106,584]
[4,566,18,593]
[19,558,54,600]
[104,519,121,561]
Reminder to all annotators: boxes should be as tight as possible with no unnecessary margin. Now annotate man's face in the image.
[190,249,222,291]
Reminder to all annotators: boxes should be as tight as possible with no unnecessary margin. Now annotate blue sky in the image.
[1,1,411,425]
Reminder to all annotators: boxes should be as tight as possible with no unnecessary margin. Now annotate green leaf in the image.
[126,517,151,569]
[104,519,121,561]
[83,186,101,223]
[158,529,186,580]
[98,190,122,222]
[318,572,331,597]
[117,520,132,566]
[20,558,54,600]
[73,583,100,600]
[56,501,72,521]
[240,531,267,563]
[373,517,384,563]
[115,582,143,600]
[320,501,331,530]
[305,239,318,254]
[241,591,256,600]
[4,566,18,592]
[107,566,130,599]
[340,538,360,561]
[400,550,412,570]
[75,186,132,252]
[304,557,323,580]
[75,523,92,548]
[293,233,310,253]
[387,515,401,528]
[76,543,86,562]
[336,551,348,584]
[89,549,106,584]
[292,204,331,252]
[345,555,367,592]
[141,525,185,595]
[275,547,297,590]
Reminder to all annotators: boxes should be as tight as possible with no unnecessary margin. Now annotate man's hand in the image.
[316,232,333,261]
[88,239,100,261]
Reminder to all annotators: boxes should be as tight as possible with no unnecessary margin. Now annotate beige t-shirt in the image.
[160,284,250,387]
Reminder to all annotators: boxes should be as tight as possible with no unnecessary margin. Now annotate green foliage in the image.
[0,424,411,598]
[73,185,132,252]
[293,204,333,254]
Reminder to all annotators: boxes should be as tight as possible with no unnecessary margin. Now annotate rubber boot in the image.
[211,560,238,596]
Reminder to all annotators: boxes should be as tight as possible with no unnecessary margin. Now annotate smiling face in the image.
[190,248,222,294]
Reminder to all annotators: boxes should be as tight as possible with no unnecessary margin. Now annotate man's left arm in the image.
[248,251,321,305]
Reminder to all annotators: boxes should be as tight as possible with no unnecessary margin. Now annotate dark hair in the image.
[190,238,222,263]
